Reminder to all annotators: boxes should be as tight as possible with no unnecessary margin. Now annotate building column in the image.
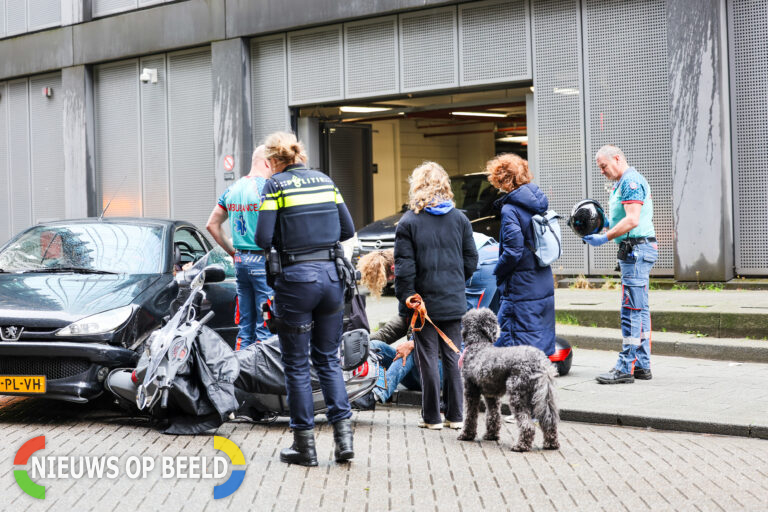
[61,0,91,26]
[211,38,252,198]
[62,65,95,218]
[667,0,733,281]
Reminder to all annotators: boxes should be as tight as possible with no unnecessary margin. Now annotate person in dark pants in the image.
[394,161,478,430]
[256,131,355,467]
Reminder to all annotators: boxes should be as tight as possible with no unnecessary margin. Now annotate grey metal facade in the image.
[0,0,763,280]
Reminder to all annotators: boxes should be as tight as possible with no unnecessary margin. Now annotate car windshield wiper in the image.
[22,267,118,275]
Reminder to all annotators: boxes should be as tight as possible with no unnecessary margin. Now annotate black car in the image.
[352,173,503,262]
[0,218,238,403]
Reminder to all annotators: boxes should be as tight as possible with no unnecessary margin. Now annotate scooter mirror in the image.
[202,264,226,284]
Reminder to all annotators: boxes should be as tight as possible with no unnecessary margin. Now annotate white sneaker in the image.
[418,421,443,430]
[443,420,463,430]
[504,415,516,423]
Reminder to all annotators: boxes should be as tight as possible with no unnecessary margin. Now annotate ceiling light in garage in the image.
[451,111,508,118]
[497,136,528,143]
[340,106,392,113]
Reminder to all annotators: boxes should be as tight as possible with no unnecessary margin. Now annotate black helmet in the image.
[567,199,605,237]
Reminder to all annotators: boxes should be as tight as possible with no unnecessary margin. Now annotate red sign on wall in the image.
[223,155,235,171]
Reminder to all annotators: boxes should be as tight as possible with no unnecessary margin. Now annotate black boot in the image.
[280,429,318,467]
[332,418,354,462]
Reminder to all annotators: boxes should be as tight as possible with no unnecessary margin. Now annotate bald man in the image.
[207,146,274,349]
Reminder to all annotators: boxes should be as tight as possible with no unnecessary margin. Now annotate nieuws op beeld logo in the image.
[13,435,246,500]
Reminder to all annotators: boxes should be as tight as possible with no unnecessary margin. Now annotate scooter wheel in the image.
[555,351,573,376]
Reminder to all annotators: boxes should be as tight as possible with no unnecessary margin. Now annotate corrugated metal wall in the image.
[532,0,587,275]
[583,0,673,275]
[730,0,768,275]
[399,6,458,93]
[29,72,64,223]
[344,16,399,99]
[0,82,9,244]
[250,35,290,146]
[94,48,214,230]
[287,25,344,105]
[8,80,31,235]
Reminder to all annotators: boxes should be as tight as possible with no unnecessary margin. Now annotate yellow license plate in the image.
[0,376,46,394]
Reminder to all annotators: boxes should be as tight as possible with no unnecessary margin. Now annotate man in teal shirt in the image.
[583,145,658,384]
[206,146,273,349]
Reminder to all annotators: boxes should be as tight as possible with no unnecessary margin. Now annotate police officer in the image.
[255,131,355,466]
[583,145,657,384]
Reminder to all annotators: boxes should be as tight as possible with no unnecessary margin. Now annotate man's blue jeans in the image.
[616,242,657,374]
[234,251,272,349]
[370,339,442,403]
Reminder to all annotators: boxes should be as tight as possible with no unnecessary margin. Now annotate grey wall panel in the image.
[93,0,136,18]
[167,47,214,231]
[0,1,6,38]
[344,16,399,99]
[7,80,31,234]
[730,0,768,274]
[399,6,458,93]
[0,83,10,243]
[532,0,586,275]
[287,25,343,105]
[29,72,64,223]
[459,0,530,86]
[94,60,142,217]
[28,0,60,30]
[139,55,170,218]
[250,34,289,146]
[583,0,673,275]
[6,0,26,36]
[0,27,73,82]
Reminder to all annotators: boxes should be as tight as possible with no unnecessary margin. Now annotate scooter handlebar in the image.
[200,311,215,325]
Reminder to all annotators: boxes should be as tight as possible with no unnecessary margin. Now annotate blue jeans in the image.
[234,251,272,349]
[616,242,658,373]
[370,340,443,403]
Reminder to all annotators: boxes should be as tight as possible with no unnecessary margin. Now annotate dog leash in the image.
[405,294,460,354]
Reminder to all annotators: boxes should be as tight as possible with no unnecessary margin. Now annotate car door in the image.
[173,228,239,346]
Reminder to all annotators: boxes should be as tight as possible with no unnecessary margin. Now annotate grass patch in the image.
[685,330,709,338]
[699,282,724,291]
[556,312,581,326]
[569,274,592,290]
[671,284,688,291]
[601,276,619,290]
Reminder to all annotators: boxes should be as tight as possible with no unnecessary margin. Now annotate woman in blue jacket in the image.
[486,153,555,355]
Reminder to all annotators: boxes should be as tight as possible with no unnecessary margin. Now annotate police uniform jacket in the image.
[255,164,355,253]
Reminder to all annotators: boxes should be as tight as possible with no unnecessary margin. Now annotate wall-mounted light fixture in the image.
[42,87,53,98]
[139,68,158,84]
[451,111,507,118]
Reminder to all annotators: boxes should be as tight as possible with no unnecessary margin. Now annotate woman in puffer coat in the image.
[486,153,555,355]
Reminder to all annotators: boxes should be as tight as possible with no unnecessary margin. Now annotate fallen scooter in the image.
[106,255,382,433]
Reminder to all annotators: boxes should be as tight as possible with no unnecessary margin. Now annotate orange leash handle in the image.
[405,294,460,354]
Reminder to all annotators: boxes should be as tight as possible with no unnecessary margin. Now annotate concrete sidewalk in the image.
[364,295,768,439]
[555,288,768,338]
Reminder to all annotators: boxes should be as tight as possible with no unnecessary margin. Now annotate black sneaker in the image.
[633,367,652,380]
[596,368,634,384]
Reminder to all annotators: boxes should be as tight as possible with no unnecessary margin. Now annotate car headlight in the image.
[341,234,360,261]
[56,305,136,336]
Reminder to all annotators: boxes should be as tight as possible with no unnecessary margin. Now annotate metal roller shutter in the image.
[459,0,530,86]
[27,0,60,31]
[0,83,10,243]
[532,0,586,275]
[399,6,458,93]
[29,72,64,224]
[730,0,768,275]
[93,0,136,18]
[6,0,25,36]
[94,60,142,217]
[288,25,344,106]
[139,55,170,219]
[7,80,31,234]
[344,16,399,99]
[583,0,673,275]
[167,48,214,232]
[0,1,6,38]
[250,35,290,146]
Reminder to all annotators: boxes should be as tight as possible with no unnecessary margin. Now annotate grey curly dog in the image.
[457,308,560,451]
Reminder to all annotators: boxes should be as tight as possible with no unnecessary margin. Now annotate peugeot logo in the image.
[374,240,383,249]
[0,326,24,341]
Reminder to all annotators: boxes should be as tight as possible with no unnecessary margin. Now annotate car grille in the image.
[0,357,91,380]
[358,237,395,252]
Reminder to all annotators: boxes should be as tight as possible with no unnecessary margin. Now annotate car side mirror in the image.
[400,203,408,213]
[202,264,226,284]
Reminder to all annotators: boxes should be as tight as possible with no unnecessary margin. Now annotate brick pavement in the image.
[1,397,768,511]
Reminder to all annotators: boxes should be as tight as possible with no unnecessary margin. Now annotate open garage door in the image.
[321,123,373,230]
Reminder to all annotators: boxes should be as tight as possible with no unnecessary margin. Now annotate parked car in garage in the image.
[348,172,503,266]
[0,218,238,403]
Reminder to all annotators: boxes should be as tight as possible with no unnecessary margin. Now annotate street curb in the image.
[556,326,768,363]
[392,390,768,440]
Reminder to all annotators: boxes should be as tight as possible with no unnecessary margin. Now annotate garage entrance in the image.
[298,86,531,235]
